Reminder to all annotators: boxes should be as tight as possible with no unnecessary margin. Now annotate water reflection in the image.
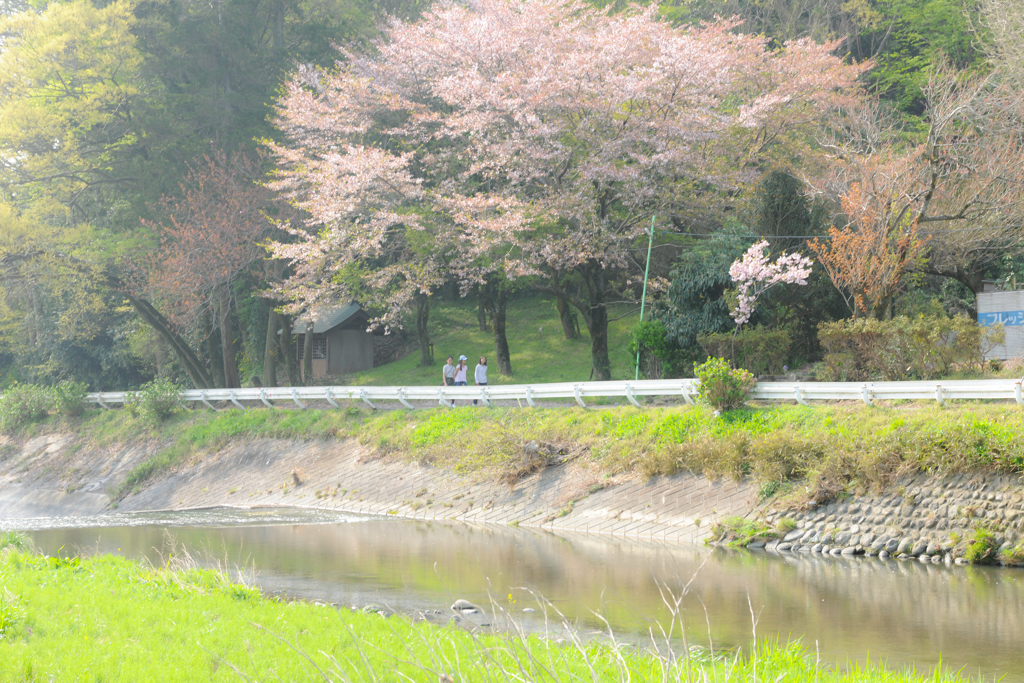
[22,511,1021,681]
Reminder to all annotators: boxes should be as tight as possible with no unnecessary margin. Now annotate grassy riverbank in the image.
[12,400,1024,508]
[0,534,983,682]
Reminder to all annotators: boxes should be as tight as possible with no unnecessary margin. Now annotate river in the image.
[8,508,1019,681]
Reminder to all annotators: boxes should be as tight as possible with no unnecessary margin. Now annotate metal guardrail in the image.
[85,378,1024,410]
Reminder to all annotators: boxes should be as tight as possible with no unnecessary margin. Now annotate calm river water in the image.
[10,508,1019,681]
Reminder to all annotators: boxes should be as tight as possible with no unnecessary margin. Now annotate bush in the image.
[52,380,89,417]
[965,527,998,564]
[697,326,791,376]
[816,314,1004,381]
[628,319,687,378]
[0,383,51,433]
[126,378,183,421]
[694,357,756,411]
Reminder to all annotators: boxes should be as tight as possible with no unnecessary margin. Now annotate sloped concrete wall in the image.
[0,433,755,543]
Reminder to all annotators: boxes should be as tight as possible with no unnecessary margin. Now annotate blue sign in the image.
[979,310,1024,327]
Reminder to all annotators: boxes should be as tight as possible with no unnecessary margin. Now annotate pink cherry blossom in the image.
[267,0,863,351]
[729,240,813,326]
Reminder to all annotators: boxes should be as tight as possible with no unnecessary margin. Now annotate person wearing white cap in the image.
[452,355,469,406]
[454,355,469,386]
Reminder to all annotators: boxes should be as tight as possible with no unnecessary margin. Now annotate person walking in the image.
[442,356,457,407]
[473,356,488,406]
[453,355,469,406]
[454,356,469,385]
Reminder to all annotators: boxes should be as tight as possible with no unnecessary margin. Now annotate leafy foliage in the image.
[816,315,1004,381]
[125,378,183,421]
[52,380,88,418]
[0,383,51,433]
[698,327,792,376]
[694,357,756,411]
[965,527,998,564]
[654,231,751,362]
[628,319,687,379]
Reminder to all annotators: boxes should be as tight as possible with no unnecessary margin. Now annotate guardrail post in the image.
[359,389,376,410]
[200,391,218,411]
[290,388,306,410]
[397,388,415,410]
[479,387,490,408]
[936,385,946,407]
[324,388,339,409]
[1016,383,1024,407]
[438,388,450,408]
[574,384,587,408]
[97,394,111,410]
[625,384,641,409]
[229,390,246,410]
[861,385,873,407]
[259,388,274,408]
[681,383,695,406]
[794,385,808,406]
[525,386,536,408]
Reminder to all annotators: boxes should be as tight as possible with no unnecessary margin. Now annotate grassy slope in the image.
[0,541,979,682]
[345,294,641,386]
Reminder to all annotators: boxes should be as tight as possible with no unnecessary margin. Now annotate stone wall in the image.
[754,471,1024,565]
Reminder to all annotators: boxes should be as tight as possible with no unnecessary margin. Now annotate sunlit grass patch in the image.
[0,548,987,682]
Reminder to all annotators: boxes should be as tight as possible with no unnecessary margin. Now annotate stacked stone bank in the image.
[752,473,1024,566]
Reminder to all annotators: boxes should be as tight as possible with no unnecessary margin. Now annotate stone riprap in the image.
[0,433,754,543]
[751,472,1024,566]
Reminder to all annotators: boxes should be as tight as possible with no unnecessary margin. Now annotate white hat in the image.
[458,355,467,361]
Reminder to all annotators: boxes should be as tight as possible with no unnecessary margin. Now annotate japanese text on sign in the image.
[979,311,1024,327]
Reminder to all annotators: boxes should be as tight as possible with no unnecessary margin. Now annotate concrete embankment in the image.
[5,430,1023,566]
[0,432,753,542]
[753,472,1024,565]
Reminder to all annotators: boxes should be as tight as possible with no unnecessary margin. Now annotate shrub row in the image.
[0,378,184,433]
[0,381,87,432]
[817,314,1004,381]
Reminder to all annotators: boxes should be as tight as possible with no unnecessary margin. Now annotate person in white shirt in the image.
[442,356,456,386]
[473,356,488,406]
[454,355,469,385]
[442,356,456,407]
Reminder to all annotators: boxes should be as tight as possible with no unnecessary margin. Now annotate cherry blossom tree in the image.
[268,0,864,379]
[729,240,813,328]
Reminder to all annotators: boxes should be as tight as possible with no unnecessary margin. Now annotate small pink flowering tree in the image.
[729,240,813,333]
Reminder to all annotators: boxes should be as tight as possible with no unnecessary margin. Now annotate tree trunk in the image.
[415,292,432,366]
[219,286,241,388]
[203,309,226,388]
[552,271,579,339]
[555,294,579,340]
[581,262,611,381]
[126,294,214,389]
[302,321,314,383]
[272,0,284,52]
[489,287,512,375]
[870,295,891,321]
[263,309,280,388]
[279,314,300,385]
[477,287,489,332]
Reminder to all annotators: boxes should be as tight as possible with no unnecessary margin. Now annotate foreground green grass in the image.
[0,538,982,682]
[344,293,641,385]
[21,399,1024,505]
